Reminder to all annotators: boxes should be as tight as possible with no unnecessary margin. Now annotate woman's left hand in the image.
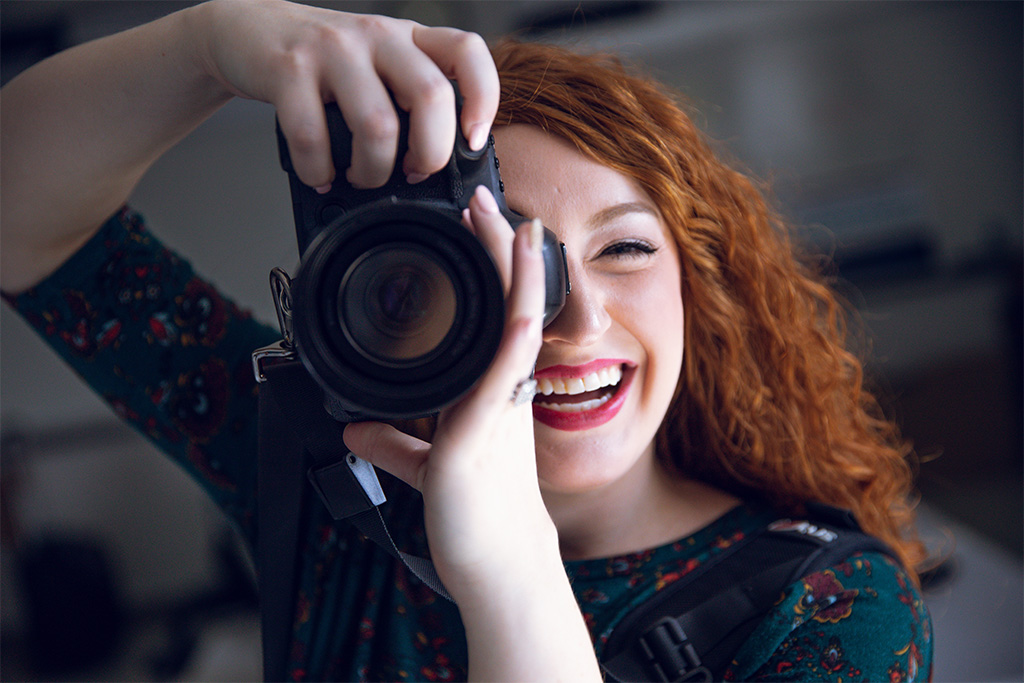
[343,186,601,680]
[342,184,551,594]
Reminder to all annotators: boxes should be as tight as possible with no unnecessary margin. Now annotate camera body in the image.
[276,100,568,421]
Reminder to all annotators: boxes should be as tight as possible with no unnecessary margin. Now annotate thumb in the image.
[343,421,431,491]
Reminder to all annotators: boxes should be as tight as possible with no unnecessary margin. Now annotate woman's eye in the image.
[599,239,659,259]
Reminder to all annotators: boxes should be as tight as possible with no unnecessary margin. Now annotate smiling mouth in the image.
[534,364,624,413]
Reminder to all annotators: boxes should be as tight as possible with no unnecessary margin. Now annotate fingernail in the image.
[529,218,543,253]
[406,172,429,185]
[315,183,332,194]
[469,124,490,151]
[475,185,499,214]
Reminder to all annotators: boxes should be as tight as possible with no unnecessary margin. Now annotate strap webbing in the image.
[257,361,455,680]
[258,360,452,608]
[601,511,897,682]
[256,376,305,682]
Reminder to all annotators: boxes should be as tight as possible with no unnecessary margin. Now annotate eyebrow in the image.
[587,201,661,229]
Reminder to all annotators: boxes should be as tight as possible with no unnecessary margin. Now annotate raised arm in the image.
[1,5,223,293]
[0,0,498,293]
[2,2,602,679]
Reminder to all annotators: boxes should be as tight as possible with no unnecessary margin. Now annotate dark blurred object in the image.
[516,1,658,36]
[19,534,125,675]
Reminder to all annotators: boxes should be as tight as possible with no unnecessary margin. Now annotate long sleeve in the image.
[5,207,281,544]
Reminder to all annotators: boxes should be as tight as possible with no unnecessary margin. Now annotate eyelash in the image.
[599,239,659,259]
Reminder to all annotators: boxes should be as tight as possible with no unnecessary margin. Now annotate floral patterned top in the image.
[5,208,932,681]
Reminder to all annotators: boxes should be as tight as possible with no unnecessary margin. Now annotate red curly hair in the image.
[491,40,926,579]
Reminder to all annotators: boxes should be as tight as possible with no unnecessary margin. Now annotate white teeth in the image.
[536,364,623,397]
[565,377,586,394]
[535,392,614,413]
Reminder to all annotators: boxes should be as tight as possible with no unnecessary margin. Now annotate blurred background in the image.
[1,1,1020,681]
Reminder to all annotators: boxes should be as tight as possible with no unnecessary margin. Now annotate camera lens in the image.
[339,245,457,364]
[290,201,505,418]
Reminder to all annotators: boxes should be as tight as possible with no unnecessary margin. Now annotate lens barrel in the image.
[340,244,458,364]
[291,201,505,418]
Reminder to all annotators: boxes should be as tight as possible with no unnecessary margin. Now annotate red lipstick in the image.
[532,361,635,432]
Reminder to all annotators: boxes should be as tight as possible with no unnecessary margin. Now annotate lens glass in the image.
[339,245,457,364]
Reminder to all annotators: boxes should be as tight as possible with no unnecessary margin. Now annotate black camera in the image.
[271,99,569,421]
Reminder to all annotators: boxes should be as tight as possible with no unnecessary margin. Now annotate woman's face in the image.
[493,125,685,496]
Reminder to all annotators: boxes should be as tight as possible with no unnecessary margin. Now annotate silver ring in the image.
[510,378,538,407]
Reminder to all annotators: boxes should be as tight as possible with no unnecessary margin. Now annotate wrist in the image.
[443,505,562,607]
[178,1,242,103]
[456,524,600,681]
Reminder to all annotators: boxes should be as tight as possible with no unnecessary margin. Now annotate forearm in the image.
[0,4,231,293]
[459,527,602,682]
[0,0,501,294]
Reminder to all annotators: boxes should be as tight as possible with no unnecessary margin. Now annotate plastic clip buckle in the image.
[307,453,386,521]
[639,617,712,682]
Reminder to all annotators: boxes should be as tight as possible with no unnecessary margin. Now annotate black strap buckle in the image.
[640,617,712,682]
[307,453,386,520]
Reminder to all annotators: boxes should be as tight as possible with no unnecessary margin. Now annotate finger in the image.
[466,185,514,292]
[462,218,545,412]
[274,80,334,190]
[343,421,431,491]
[411,26,499,151]
[323,61,403,189]
[505,218,546,360]
[374,43,456,181]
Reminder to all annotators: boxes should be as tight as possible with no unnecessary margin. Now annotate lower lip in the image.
[532,367,634,432]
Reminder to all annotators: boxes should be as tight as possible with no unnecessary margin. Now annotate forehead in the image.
[492,125,658,228]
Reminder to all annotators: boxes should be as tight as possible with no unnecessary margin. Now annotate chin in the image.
[534,437,649,496]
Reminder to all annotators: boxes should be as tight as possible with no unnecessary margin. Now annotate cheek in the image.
[634,270,685,401]
[647,298,684,388]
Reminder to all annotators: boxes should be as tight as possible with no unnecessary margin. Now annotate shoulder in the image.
[726,550,933,681]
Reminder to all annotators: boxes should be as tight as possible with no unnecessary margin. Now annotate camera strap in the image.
[599,505,897,682]
[256,360,454,679]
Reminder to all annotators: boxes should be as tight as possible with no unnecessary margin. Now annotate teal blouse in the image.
[6,209,932,681]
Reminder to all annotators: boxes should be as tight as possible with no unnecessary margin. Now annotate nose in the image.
[542,265,611,348]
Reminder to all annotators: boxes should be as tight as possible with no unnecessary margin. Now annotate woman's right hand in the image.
[193,0,499,190]
[1,0,497,293]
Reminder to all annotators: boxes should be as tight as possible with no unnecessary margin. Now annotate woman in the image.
[1,0,932,680]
